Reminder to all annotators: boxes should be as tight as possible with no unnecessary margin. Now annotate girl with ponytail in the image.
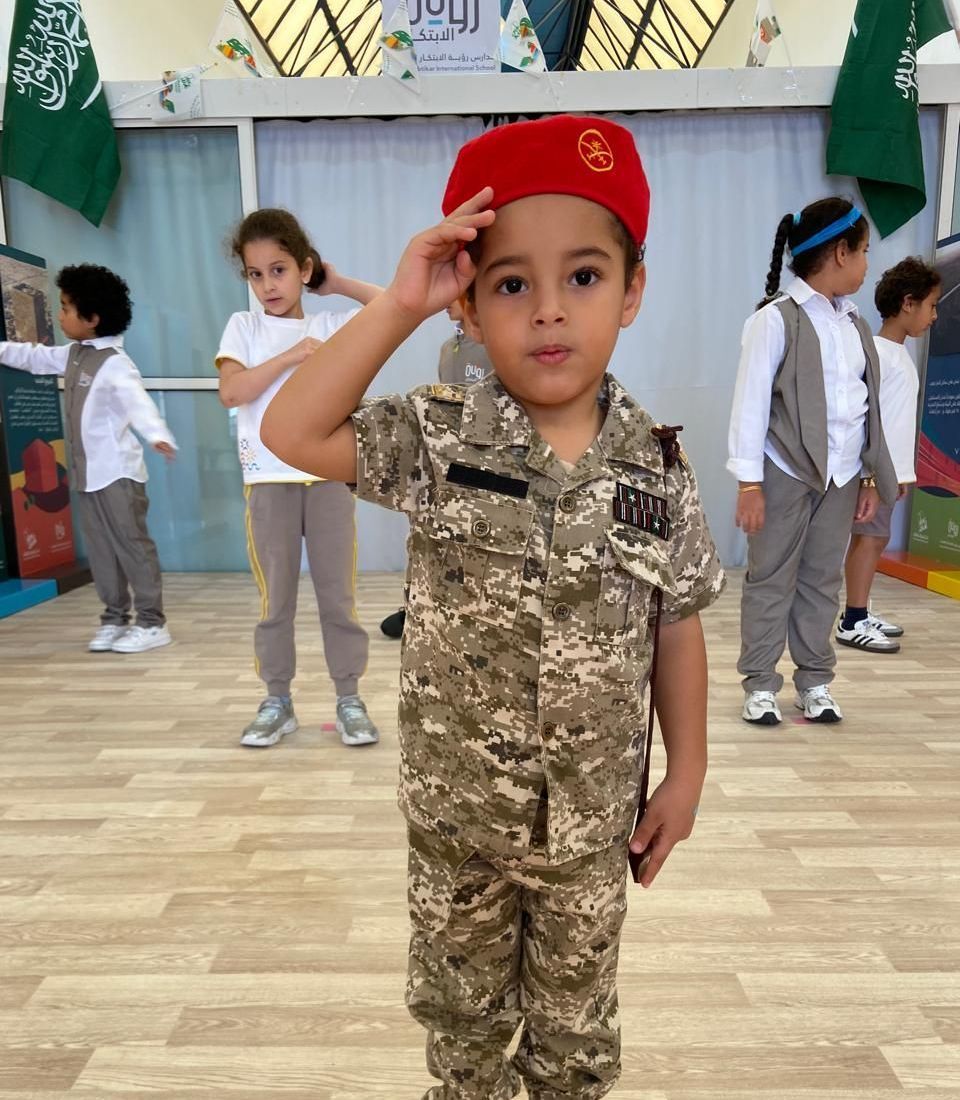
[727,197,896,727]
[217,208,383,749]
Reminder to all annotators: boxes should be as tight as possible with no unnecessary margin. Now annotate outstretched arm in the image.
[0,341,70,376]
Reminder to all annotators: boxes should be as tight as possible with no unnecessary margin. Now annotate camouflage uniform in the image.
[351,373,724,1098]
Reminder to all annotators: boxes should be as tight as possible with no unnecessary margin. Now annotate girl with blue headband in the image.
[727,197,897,727]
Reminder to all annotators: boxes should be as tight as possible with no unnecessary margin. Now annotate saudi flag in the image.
[826,0,951,238]
[1,0,120,227]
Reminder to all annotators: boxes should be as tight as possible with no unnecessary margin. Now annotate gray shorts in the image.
[852,501,894,539]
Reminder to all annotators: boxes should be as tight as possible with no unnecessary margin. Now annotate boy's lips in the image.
[531,344,571,365]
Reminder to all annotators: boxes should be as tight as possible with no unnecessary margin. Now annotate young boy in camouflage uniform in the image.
[263,115,724,1099]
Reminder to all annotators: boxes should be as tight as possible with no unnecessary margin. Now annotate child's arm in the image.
[260,188,495,484]
[110,356,178,459]
[218,340,322,409]
[728,309,784,535]
[313,264,382,306]
[628,611,707,888]
[0,341,70,376]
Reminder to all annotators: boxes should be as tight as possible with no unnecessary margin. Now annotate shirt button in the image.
[559,494,576,513]
[472,518,491,537]
[541,722,556,740]
[552,602,571,621]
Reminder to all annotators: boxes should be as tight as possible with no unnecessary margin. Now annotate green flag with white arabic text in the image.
[1,0,120,227]
[826,0,951,238]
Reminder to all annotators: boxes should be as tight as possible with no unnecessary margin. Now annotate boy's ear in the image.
[620,263,646,328]
[461,292,484,344]
[85,312,101,334]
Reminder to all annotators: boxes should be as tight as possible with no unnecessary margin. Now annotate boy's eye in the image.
[496,276,526,295]
[571,268,600,287]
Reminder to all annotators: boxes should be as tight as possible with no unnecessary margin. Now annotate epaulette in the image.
[651,423,687,470]
[426,383,467,403]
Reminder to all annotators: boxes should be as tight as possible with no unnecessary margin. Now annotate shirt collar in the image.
[785,276,859,319]
[80,334,124,350]
[459,372,663,476]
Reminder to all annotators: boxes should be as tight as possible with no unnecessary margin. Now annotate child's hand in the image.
[628,775,701,888]
[311,262,338,296]
[855,485,879,523]
[153,441,176,461]
[287,337,323,366]
[385,187,495,322]
[735,486,764,535]
[897,483,908,500]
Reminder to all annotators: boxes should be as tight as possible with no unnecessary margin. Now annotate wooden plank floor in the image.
[0,571,958,1098]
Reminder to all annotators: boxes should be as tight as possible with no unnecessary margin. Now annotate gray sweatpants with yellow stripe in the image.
[244,481,369,699]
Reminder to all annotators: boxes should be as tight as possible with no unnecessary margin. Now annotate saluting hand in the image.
[385,187,495,323]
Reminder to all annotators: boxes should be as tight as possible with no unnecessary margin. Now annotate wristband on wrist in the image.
[859,475,877,488]
[738,484,762,494]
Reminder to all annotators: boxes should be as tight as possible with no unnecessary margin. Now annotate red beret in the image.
[442,114,650,245]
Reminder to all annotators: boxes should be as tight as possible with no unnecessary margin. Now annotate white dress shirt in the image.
[875,336,920,484]
[727,277,869,487]
[0,335,176,493]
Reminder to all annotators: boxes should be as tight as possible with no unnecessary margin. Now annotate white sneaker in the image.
[865,610,903,638]
[742,690,782,725]
[795,684,842,723]
[89,624,128,652]
[836,617,900,653]
[111,625,172,653]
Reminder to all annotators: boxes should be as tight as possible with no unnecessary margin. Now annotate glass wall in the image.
[3,126,249,571]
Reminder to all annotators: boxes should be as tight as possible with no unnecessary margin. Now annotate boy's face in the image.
[463,194,643,411]
[58,293,98,341]
[903,286,940,337]
[243,239,310,318]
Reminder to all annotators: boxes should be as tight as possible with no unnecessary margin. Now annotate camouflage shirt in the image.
[352,373,725,863]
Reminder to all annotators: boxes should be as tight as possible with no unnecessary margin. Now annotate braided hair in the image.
[757,197,867,310]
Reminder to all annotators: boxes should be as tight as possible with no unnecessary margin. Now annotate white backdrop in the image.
[255,109,942,571]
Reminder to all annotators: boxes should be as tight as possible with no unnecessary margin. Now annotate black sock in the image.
[841,605,868,630]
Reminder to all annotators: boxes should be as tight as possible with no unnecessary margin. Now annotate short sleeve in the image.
[216,313,250,368]
[661,459,726,624]
[351,393,435,515]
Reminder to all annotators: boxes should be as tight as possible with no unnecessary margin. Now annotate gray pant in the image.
[244,481,369,699]
[738,459,859,695]
[77,479,165,628]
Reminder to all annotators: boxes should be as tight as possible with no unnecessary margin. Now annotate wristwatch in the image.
[859,475,877,488]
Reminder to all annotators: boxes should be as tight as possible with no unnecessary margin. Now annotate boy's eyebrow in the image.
[482,245,615,275]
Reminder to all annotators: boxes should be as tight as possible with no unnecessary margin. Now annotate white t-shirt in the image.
[216,309,358,484]
[875,335,920,485]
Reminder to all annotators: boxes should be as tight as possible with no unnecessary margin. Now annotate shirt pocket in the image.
[595,526,676,646]
[429,492,534,629]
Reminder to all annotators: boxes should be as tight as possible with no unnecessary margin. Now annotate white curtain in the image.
[255,109,942,571]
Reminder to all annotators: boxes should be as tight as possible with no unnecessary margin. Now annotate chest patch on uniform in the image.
[446,462,529,499]
[77,372,93,388]
[613,482,670,539]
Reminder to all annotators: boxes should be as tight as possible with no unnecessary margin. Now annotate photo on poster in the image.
[910,232,960,565]
[0,244,55,345]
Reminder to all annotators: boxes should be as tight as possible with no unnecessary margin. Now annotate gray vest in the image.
[768,299,897,505]
[63,343,114,492]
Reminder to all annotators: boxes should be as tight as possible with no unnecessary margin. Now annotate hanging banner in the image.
[746,0,782,67]
[382,0,499,73]
[209,1,278,77]
[150,67,206,121]
[909,232,960,566]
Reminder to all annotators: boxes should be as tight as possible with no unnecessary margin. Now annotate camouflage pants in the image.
[406,822,628,1099]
